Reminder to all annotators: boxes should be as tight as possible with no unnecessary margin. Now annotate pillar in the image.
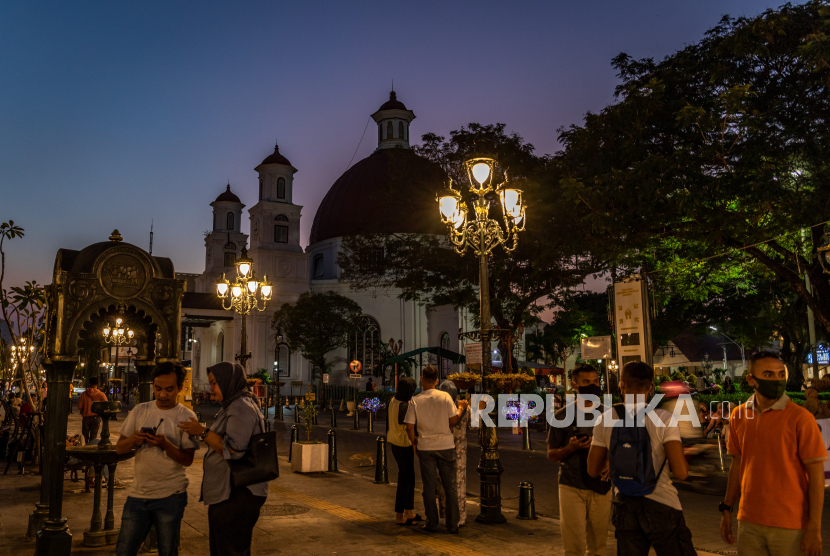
[35,357,75,556]
[135,359,156,405]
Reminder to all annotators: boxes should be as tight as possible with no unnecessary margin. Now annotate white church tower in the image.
[196,183,248,292]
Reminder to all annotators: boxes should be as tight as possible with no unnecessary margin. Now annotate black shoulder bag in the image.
[228,406,279,487]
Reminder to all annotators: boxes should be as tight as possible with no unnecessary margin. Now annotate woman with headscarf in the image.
[435,379,471,526]
[179,362,269,556]
[388,377,422,525]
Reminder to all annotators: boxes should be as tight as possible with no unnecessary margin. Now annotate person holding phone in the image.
[114,363,199,556]
[436,380,472,526]
[547,363,612,556]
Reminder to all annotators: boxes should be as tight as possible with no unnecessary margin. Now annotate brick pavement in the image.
[1,410,731,555]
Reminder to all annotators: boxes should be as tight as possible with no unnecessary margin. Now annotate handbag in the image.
[228,409,279,488]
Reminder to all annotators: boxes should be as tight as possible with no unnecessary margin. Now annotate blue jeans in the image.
[115,492,187,556]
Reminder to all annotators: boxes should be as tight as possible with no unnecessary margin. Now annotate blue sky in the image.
[0,0,779,288]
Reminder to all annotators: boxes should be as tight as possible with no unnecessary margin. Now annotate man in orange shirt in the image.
[78,377,108,444]
[720,352,827,555]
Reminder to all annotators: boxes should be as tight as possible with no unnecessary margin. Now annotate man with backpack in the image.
[547,363,612,556]
[720,352,826,556]
[587,361,694,555]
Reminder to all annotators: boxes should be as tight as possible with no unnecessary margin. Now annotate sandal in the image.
[412,514,424,522]
[396,519,416,526]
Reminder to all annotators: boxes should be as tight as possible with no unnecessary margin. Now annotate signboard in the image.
[350,373,363,379]
[290,380,303,387]
[110,347,137,360]
[581,336,612,360]
[613,277,652,369]
[465,343,482,365]
[350,360,362,373]
[322,373,329,384]
[305,392,316,401]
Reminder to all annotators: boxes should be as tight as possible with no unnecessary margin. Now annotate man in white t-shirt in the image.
[587,361,696,555]
[114,363,199,556]
[405,365,467,534]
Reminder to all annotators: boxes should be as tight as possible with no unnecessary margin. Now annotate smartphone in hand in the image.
[140,427,155,435]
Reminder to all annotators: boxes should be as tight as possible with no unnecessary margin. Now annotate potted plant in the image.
[291,400,328,473]
[447,372,481,391]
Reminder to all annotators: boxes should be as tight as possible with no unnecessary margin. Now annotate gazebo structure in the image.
[34,230,184,555]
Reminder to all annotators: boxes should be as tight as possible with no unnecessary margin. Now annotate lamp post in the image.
[215,247,272,367]
[103,317,134,404]
[437,154,526,525]
[709,326,745,376]
[388,338,403,389]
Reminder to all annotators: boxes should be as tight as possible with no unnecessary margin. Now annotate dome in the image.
[214,184,241,203]
[378,91,407,111]
[260,143,293,167]
[309,148,447,245]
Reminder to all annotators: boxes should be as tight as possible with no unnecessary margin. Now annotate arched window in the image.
[386,121,393,140]
[216,331,224,363]
[398,121,404,140]
[349,316,381,377]
[259,178,263,200]
[223,242,236,267]
[313,254,324,279]
[274,215,289,243]
[440,332,451,377]
[378,124,382,144]
[226,212,234,231]
[277,177,286,199]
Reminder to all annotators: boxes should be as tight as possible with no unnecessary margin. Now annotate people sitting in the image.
[697,402,711,429]
[704,402,729,438]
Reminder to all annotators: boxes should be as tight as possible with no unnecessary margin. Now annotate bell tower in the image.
[371,91,415,151]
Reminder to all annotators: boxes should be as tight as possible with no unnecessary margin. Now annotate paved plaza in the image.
[0,406,765,556]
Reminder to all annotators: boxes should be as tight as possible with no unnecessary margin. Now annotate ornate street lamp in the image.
[103,316,134,403]
[437,153,526,525]
[216,246,272,366]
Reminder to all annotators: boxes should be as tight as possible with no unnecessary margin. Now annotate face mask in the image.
[753,378,786,400]
[578,384,603,397]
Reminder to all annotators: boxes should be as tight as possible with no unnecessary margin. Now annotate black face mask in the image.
[578,384,603,397]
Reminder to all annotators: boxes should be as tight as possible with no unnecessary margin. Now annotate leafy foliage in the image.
[271,292,363,378]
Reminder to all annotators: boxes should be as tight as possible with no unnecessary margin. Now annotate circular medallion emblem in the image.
[99,253,148,299]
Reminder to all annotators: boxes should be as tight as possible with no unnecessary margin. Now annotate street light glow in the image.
[472,162,490,184]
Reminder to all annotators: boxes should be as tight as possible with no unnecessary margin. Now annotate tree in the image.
[558,2,830,336]
[541,292,612,368]
[271,292,363,382]
[339,124,621,357]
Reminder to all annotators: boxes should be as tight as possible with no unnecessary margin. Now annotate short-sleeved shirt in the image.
[202,396,269,505]
[592,406,683,510]
[547,402,604,491]
[726,393,828,530]
[120,402,199,499]
[79,388,107,417]
[404,388,456,451]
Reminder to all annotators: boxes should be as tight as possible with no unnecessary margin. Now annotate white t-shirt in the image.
[591,406,682,510]
[120,401,200,499]
[404,388,457,451]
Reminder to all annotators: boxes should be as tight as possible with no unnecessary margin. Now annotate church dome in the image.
[309,148,446,245]
[214,184,241,203]
[260,144,293,167]
[378,91,407,111]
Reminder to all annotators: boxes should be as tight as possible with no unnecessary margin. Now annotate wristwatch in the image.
[200,427,210,441]
[718,502,733,513]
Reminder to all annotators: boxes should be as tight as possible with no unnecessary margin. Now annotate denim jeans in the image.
[115,492,187,556]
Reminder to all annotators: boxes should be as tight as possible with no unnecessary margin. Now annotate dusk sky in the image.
[1,0,778,289]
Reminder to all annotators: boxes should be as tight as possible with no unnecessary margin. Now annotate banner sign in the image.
[322,373,329,384]
[110,347,137,359]
[465,343,482,365]
[581,336,612,360]
[613,277,652,369]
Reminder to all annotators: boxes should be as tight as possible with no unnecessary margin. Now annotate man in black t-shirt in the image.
[547,364,612,556]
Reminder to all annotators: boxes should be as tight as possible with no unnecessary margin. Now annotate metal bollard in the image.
[313,408,318,426]
[277,397,284,421]
[517,481,537,520]
[373,436,389,484]
[368,411,374,433]
[330,406,337,428]
[264,419,271,432]
[328,430,338,472]
[522,425,532,451]
[294,404,301,423]
[288,425,299,462]
[353,407,360,430]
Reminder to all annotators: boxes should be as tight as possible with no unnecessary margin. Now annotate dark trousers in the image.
[208,486,266,556]
[82,416,101,444]
[612,494,696,556]
[417,448,458,531]
[390,443,415,513]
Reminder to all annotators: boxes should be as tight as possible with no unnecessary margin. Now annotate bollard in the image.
[330,406,337,428]
[367,412,374,433]
[288,425,299,462]
[522,425,532,451]
[276,398,284,421]
[313,408,318,426]
[339,398,345,411]
[294,404,301,423]
[196,411,202,423]
[517,481,537,520]
[373,436,389,484]
[327,429,338,472]
[264,419,271,433]
[353,407,360,430]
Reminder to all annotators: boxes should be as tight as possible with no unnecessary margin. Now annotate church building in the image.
[181,92,473,393]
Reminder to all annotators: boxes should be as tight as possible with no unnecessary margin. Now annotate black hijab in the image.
[208,362,257,410]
